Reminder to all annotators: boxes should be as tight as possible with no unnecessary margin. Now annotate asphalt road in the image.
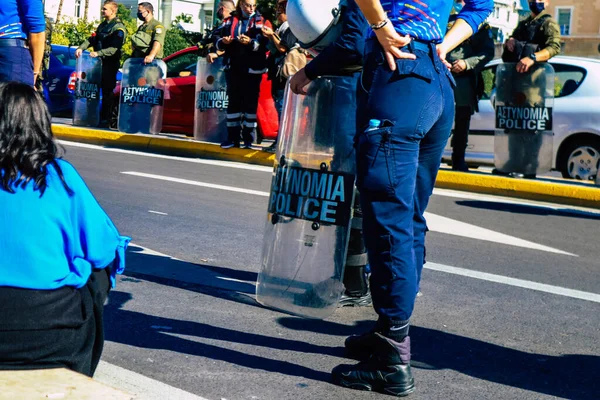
[60,141,599,400]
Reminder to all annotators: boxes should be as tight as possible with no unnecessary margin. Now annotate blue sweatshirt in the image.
[0,159,130,290]
[305,0,368,80]
[383,0,494,43]
[0,0,46,39]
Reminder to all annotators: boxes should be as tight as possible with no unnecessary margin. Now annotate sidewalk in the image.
[52,121,600,210]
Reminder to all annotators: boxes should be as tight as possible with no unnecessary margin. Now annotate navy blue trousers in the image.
[0,46,34,86]
[356,41,455,324]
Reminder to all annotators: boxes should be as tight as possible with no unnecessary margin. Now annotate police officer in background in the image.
[0,0,46,86]
[446,0,494,172]
[131,2,166,63]
[206,0,235,64]
[76,1,126,125]
[495,0,561,178]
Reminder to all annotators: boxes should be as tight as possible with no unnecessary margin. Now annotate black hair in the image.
[138,2,154,14]
[0,82,72,196]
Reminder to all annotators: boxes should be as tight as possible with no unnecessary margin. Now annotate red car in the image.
[112,46,279,142]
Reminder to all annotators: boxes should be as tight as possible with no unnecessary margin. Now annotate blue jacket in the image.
[0,0,45,39]
[381,0,494,43]
[0,159,130,290]
[305,0,368,80]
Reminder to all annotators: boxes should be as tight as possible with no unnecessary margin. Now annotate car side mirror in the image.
[179,71,192,77]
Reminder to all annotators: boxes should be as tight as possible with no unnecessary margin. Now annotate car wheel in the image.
[559,138,600,180]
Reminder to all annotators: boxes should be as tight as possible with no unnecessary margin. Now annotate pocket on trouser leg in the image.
[356,125,396,196]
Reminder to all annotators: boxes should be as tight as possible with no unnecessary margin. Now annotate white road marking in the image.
[148,210,168,215]
[425,212,576,256]
[124,172,575,256]
[121,171,269,197]
[58,140,273,172]
[94,361,209,400]
[426,262,600,304]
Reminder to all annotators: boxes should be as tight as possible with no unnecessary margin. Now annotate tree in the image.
[117,4,134,22]
[84,0,89,21]
[56,0,64,23]
[257,0,277,26]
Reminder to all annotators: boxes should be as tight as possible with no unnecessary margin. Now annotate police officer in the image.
[495,0,561,178]
[212,0,270,149]
[446,0,494,172]
[131,2,166,63]
[288,0,370,307]
[76,1,127,125]
[0,0,46,86]
[329,0,493,396]
[206,0,235,64]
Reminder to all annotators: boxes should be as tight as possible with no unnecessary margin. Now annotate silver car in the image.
[443,56,600,180]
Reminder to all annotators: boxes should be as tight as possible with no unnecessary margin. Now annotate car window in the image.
[166,53,197,78]
[51,48,77,68]
[552,63,586,98]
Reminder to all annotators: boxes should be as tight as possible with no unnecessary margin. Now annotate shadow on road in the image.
[456,200,600,220]
[278,317,599,400]
[104,290,339,383]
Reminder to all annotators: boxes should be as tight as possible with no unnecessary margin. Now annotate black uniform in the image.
[78,18,127,122]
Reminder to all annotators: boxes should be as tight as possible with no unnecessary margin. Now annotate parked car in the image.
[42,44,78,116]
[443,56,600,180]
[110,46,279,141]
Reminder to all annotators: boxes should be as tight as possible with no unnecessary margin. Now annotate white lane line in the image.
[94,361,208,400]
[121,171,269,197]
[425,212,575,256]
[148,210,168,215]
[58,140,273,172]
[124,171,574,256]
[426,262,600,304]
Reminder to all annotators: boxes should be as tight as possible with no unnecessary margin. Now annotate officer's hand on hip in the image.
[75,48,83,58]
[90,52,99,58]
[290,68,311,95]
[435,44,452,70]
[451,59,467,74]
[144,55,155,64]
[207,53,218,64]
[516,57,534,73]
[373,23,415,71]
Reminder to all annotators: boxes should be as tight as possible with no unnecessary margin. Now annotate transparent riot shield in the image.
[256,77,357,319]
[118,58,167,134]
[494,63,555,176]
[72,54,102,127]
[193,57,228,142]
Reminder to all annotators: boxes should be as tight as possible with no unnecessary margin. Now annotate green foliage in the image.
[257,0,277,26]
[117,4,134,22]
[163,27,203,58]
[172,13,193,26]
[52,18,97,47]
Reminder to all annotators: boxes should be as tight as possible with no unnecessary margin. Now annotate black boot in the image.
[333,333,415,396]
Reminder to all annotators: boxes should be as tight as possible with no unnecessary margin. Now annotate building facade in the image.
[546,0,600,58]
[487,0,529,43]
[120,0,216,32]
[45,0,103,22]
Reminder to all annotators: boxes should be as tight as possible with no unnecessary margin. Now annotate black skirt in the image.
[0,268,111,377]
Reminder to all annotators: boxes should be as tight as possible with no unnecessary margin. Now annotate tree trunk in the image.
[56,0,64,23]
[84,0,89,21]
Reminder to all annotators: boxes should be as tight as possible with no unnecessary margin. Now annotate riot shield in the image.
[118,58,167,134]
[256,77,356,319]
[72,54,102,127]
[494,63,555,176]
[193,57,228,142]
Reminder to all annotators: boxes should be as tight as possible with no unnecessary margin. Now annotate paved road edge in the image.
[53,124,600,210]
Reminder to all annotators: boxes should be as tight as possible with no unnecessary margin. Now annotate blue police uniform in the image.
[0,0,45,85]
[331,0,494,395]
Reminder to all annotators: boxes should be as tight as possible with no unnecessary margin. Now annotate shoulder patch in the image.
[155,27,163,34]
[116,30,125,38]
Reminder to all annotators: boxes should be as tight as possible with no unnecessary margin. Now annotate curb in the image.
[52,124,600,210]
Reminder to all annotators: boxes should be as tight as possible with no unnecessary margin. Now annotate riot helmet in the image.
[286,0,344,55]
